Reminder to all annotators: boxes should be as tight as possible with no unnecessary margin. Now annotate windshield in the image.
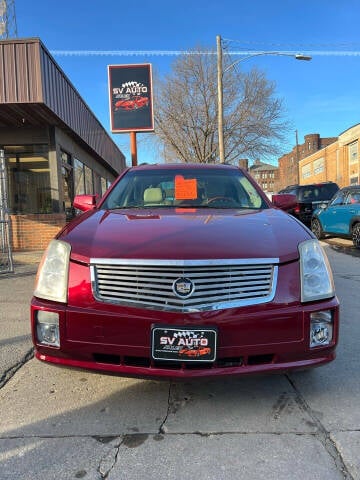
[101,168,267,210]
[298,184,338,202]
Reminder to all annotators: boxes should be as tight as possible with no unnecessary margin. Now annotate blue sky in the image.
[15,0,360,166]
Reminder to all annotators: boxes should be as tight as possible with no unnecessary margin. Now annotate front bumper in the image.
[31,296,339,380]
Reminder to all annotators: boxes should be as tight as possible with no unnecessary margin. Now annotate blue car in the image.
[311,185,360,248]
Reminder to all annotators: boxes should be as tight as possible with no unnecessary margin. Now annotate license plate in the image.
[151,326,217,362]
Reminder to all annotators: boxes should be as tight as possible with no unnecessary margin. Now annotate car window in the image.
[329,190,347,206]
[298,184,338,202]
[317,184,339,200]
[346,191,360,204]
[299,188,316,201]
[101,168,268,210]
[279,188,297,195]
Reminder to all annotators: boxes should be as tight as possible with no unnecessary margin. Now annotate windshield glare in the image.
[101,168,267,210]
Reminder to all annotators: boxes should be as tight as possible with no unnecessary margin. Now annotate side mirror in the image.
[272,193,297,211]
[73,194,98,212]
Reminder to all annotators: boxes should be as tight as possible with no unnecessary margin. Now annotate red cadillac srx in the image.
[31,164,339,379]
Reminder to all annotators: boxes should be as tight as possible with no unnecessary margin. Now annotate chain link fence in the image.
[0,149,13,274]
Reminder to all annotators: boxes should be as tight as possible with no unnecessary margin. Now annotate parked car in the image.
[311,185,360,248]
[114,96,149,111]
[31,164,339,380]
[277,182,339,225]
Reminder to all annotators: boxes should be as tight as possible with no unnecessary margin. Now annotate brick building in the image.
[278,133,337,190]
[298,124,360,188]
[249,160,279,196]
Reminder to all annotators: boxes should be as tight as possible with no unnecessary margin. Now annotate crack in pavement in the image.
[1,358,355,478]
[286,373,354,480]
[0,347,34,390]
[158,381,173,434]
[97,437,123,479]
[1,431,356,479]
[95,381,173,479]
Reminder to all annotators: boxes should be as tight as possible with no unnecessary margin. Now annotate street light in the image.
[216,35,312,163]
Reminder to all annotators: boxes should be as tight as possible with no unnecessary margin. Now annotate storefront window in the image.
[84,165,94,194]
[74,158,85,195]
[5,145,51,214]
[61,150,75,220]
[101,177,107,195]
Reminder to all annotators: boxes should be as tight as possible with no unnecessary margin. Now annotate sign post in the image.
[130,132,137,167]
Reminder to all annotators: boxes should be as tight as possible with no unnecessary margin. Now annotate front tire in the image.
[311,218,324,239]
[352,223,360,248]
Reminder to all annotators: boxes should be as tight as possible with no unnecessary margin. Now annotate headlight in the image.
[34,240,71,303]
[310,310,333,348]
[299,239,335,302]
[36,310,60,347]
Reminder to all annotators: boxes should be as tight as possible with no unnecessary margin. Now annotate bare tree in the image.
[154,49,289,164]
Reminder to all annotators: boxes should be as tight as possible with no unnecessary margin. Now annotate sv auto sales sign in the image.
[108,63,154,133]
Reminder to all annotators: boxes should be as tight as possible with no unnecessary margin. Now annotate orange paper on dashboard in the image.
[174,175,198,200]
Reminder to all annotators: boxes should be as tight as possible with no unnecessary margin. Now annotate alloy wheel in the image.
[311,218,323,239]
[352,223,360,249]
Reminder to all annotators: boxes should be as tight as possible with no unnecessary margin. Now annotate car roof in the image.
[299,183,337,188]
[281,182,338,191]
[340,185,360,191]
[300,182,337,187]
[129,163,240,171]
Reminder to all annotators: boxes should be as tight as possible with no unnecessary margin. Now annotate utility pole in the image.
[216,37,311,167]
[295,129,300,184]
[216,35,225,163]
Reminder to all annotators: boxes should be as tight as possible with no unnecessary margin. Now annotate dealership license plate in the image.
[151,326,217,362]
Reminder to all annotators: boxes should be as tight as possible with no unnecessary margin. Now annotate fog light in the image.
[310,310,333,348]
[36,311,60,347]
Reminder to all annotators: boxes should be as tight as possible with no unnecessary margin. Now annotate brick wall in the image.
[277,134,338,190]
[10,214,66,251]
[298,142,340,186]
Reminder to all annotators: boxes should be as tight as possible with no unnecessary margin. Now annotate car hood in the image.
[60,208,311,264]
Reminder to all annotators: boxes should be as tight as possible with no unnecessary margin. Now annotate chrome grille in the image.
[90,258,278,312]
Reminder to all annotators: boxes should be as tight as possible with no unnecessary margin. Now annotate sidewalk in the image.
[1,250,44,277]
[324,237,353,247]
[13,250,44,266]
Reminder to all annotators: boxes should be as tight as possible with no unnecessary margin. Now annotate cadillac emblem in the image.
[172,277,195,299]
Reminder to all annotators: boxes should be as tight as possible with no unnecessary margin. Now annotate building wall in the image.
[0,126,50,145]
[10,213,65,251]
[0,39,43,103]
[298,142,339,185]
[338,124,360,186]
[278,133,337,190]
[249,160,279,194]
[298,124,360,187]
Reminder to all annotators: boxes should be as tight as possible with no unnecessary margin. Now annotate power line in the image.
[224,38,360,49]
[50,49,360,57]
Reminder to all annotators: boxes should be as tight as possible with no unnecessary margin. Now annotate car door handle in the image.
[349,210,355,214]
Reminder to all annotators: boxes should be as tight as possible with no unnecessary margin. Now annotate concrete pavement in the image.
[0,251,40,391]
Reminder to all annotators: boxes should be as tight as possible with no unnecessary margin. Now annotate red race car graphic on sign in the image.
[179,347,211,358]
[114,96,149,111]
